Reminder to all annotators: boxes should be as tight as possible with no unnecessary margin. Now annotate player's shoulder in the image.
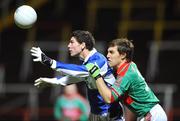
[126,62,139,78]
[89,51,107,63]
[92,51,106,60]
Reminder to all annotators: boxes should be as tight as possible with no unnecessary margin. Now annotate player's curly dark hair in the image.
[72,30,95,50]
[109,38,134,62]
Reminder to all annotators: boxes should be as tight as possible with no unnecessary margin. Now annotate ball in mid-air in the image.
[14,5,37,29]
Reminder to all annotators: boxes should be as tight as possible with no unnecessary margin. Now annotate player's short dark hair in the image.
[72,30,95,50]
[109,38,134,62]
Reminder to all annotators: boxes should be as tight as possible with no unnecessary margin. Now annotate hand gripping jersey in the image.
[51,48,117,115]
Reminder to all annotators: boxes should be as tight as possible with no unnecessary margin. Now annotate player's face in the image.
[107,46,123,69]
[68,37,83,56]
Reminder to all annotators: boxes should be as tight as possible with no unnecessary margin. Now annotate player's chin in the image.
[108,61,113,67]
[69,51,79,57]
[69,52,76,57]
[68,50,73,56]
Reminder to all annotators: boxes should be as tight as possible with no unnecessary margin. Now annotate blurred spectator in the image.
[54,84,89,121]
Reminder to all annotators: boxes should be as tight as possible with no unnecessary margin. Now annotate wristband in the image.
[94,74,102,80]
[41,53,53,67]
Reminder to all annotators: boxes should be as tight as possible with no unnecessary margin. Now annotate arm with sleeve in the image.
[51,60,89,77]
[110,76,131,102]
[51,52,114,85]
[54,97,62,120]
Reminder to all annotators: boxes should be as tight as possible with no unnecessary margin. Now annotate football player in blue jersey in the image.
[30,30,124,121]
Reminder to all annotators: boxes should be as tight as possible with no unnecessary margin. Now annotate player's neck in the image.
[79,49,90,60]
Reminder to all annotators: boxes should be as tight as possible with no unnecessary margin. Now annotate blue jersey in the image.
[51,48,116,115]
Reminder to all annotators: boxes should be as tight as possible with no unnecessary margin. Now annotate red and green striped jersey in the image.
[54,93,89,121]
[110,61,159,117]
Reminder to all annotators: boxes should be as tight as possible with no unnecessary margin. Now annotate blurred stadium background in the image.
[0,0,180,120]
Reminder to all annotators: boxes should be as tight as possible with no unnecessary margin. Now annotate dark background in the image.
[0,0,180,120]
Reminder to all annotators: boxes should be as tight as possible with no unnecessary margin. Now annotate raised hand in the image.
[30,47,53,66]
[30,47,43,62]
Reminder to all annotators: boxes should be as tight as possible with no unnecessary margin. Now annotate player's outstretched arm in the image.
[30,47,53,67]
[34,76,84,88]
[30,47,89,78]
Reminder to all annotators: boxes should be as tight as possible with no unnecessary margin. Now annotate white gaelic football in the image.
[14,5,37,29]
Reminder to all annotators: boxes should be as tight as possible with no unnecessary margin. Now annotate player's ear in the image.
[81,42,86,50]
[121,53,126,60]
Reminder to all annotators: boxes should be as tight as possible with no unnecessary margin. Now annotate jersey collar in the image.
[117,61,131,76]
[83,48,97,64]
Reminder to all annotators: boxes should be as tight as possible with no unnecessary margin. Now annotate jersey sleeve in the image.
[54,97,62,120]
[55,75,85,86]
[110,75,131,102]
[51,60,89,77]
[51,56,108,78]
[77,97,89,121]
